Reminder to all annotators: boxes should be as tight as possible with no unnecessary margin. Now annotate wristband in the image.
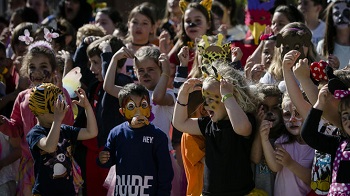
[221,93,234,102]
[176,99,188,106]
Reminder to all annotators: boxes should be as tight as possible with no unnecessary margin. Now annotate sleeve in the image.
[230,60,242,70]
[97,129,117,168]
[73,42,95,88]
[100,52,113,79]
[301,108,341,155]
[155,132,173,196]
[61,124,80,143]
[173,66,188,97]
[0,91,24,138]
[181,134,205,166]
[26,127,46,150]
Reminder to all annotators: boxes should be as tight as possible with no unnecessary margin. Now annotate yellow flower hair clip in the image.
[197,34,231,64]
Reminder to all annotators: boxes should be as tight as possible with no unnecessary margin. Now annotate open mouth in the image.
[290,125,299,129]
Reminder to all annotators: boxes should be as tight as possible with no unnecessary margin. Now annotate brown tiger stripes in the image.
[29,83,64,116]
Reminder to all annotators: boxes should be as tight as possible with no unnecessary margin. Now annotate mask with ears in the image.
[275,29,312,62]
[120,96,152,126]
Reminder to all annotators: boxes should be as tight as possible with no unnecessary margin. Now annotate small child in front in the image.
[98,83,174,196]
[26,83,98,196]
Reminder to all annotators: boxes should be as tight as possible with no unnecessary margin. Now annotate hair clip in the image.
[18,29,34,45]
[334,89,350,99]
[44,28,59,42]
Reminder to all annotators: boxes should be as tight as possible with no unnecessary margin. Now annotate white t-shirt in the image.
[311,20,326,48]
[317,40,350,69]
[259,71,278,85]
[148,89,175,150]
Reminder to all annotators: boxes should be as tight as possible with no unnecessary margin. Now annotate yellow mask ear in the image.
[200,0,212,18]
[179,0,190,14]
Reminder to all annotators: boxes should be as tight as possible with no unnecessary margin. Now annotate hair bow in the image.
[44,28,59,42]
[327,66,349,95]
[310,60,329,82]
[18,29,34,45]
[334,90,350,99]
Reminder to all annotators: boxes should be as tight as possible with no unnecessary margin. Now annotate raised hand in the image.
[54,94,69,122]
[178,46,190,67]
[72,88,90,109]
[179,78,202,95]
[282,50,300,70]
[159,31,172,54]
[231,47,243,63]
[112,47,134,62]
[259,120,272,142]
[293,58,310,81]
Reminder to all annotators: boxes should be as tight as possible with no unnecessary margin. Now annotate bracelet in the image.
[176,99,188,106]
[161,73,170,78]
[221,93,234,102]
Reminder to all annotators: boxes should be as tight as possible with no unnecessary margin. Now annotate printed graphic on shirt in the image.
[115,175,153,195]
[41,139,73,179]
[143,136,154,143]
[311,151,331,195]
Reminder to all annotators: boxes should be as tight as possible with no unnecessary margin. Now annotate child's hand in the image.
[328,54,340,70]
[178,46,189,67]
[99,40,112,53]
[99,151,110,164]
[113,47,134,61]
[72,88,90,109]
[244,55,258,80]
[231,47,243,62]
[275,145,293,167]
[293,58,310,81]
[282,50,300,70]
[179,78,202,95]
[159,31,172,54]
[159,53,170,76]
[316,84,331,108]
[52,71,63,88]
[220,78,235,96]
[259,120,272,142]
[250,64,265,82]
[83,36,100,45]
[54,96,69,122]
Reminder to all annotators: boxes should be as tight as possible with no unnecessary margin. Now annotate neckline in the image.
[131,41,150,47]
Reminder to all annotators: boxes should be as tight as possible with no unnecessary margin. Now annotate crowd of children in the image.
[0,0,349,196]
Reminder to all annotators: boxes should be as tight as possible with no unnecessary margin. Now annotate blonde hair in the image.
[202,60,257,113]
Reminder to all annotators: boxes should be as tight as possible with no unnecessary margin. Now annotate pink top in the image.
[0,87,74,159]
[274,135,314,196]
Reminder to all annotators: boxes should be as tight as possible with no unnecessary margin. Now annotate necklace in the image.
[131,41,150,47]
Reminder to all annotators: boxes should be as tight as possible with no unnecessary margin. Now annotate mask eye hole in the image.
[127,101,136,110]
[141,100,148,109]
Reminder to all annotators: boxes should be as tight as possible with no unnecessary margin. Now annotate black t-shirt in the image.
[198,115,255,196]
[27,124,80,196]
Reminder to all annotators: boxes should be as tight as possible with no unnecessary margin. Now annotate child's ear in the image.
[119,108,125,116]
[133,67,139,79]
[199,105,208,117]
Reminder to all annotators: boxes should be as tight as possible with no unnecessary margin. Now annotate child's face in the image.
[202,81,228,122]
[261,40,275,69]
[95,12,115,35]
[89,55,103,82]
[271,12,290,34]
[261,96,282,129]
[64,0,80,21]
[167,0,181,15]
[128,13,153,43]
[28,54,53,86]
[332,2,350,29]
[341,107,350,136]
[184,8,210,41]
[134,57,161,91]
[282,100,303,136]
[120,94,151,128]
[297,0,321,19]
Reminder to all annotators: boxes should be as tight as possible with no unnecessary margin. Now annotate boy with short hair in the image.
[98,83,173,196]
[26,83,98,196]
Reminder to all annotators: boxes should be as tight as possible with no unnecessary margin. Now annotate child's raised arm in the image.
[103,47,134,98]
[73,88,98,140]
[37,97,69,153]
[152,54,174,106]
[282,50,311,118]
[172,78,202,135]
[220,79,252,136]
